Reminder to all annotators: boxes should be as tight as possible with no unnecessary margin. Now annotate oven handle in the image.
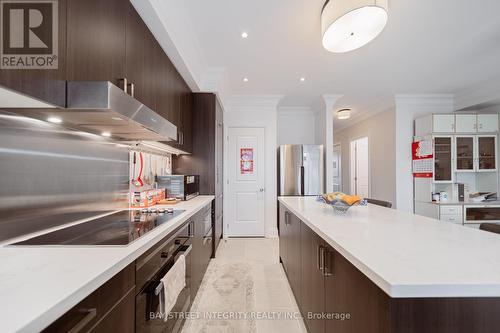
[154,244,192,296]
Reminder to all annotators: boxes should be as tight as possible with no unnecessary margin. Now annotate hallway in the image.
[182,238,307,333]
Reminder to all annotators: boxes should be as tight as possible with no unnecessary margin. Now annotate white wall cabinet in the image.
[432,114,455,133]
[455,114,477,133]
[477,114,499,132]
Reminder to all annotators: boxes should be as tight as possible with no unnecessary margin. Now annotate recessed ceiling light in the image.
[337,109,351,120]
[241,32,248,39]
[243,77,249,82]
[47,116,62,124]
[300,77,306,82]
[111,117,123,121]
[101,132,111,137]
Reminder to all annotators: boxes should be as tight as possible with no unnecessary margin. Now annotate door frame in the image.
[332,143,342,192]
[349,136,371,197]
[224,126,266,238]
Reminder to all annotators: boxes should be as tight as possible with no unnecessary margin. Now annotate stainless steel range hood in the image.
[0,81,177,142]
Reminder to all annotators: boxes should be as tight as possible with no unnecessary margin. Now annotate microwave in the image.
[156,175,199,201]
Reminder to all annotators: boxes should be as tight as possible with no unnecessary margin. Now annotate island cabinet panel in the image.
[279,205,302,307]
[324,245,391,333]
[0,0,67,107]
[300,222,326,333]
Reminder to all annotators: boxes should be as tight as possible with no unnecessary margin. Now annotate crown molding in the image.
[322,94,344,110]
[394,94,454,108]
[226,95,284,110]
[278,106,316,116]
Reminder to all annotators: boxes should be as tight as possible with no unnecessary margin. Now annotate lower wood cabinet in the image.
[43,263,135,333]
[191,202,213,297]
[279,202,500,333]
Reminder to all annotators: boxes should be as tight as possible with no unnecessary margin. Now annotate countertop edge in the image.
[17,196,215,333]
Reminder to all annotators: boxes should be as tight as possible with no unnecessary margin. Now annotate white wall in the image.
[333,108,397,206]
[223,96,282,238]
[394,95,454,213]
[278,108,316,145]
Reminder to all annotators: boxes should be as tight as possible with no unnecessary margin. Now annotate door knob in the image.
[259,188,265,192]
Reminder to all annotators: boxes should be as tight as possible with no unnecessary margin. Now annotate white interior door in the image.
[349,137,369,198]
[227,127,265,237]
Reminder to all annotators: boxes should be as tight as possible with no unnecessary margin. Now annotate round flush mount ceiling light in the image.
[321,0,388,53]
[337,108,351,120]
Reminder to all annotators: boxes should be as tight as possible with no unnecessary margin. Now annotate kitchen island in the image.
[0,196,214,333]
[278,196,500,333]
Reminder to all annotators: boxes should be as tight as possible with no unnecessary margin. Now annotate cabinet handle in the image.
[479,123,483,129]
[323,249,334,277]
[317,245,323,271]
[118,78,127,93]
[284,211,290,226]
[68,308,97,333]
[319,246,325,272]
[127,82,135,98]
[188,220,194,237]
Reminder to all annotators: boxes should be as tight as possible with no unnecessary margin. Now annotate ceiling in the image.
[146,0,500,127]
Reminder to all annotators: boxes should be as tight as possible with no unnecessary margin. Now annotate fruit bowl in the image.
[317,192,367,214]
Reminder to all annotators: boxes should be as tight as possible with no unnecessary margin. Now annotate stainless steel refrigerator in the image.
[279,145,324,196]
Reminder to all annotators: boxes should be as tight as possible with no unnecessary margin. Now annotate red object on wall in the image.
[412,141,433,178]
[240,148,254,174]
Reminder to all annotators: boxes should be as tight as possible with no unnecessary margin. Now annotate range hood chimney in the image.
[0,81,177,142]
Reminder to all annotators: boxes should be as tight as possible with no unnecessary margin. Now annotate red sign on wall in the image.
[240,148,254,174]
[412,141,433,178]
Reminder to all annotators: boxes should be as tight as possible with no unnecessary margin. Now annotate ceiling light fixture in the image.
[47,116,62,124]
[101,131,112,137]
[321,0,388,53]
[300,77,306,82]
[243,77,249,82]
[337,108,351,120]
[241,32,248,39]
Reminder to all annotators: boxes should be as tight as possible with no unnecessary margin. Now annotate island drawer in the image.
[440,205,462,215]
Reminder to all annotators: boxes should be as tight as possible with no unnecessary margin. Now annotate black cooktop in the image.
[11,209,185,246]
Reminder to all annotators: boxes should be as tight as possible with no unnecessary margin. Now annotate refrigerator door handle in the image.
[300,166,305,196]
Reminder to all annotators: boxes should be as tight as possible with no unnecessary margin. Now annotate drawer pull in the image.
[68,308,97,333]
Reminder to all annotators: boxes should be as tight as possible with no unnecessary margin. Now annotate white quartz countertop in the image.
[278,196,500,298]
[0,196,214,333]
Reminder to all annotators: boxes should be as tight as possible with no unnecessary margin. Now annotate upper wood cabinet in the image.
[0,0,67,107]
[66,0,126,85]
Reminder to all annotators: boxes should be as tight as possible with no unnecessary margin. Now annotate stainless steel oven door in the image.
[136,242,192,333]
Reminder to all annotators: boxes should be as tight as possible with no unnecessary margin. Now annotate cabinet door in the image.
[66,0,126,85]
[433,136,453,182]
[455,114,477,133]
[125,3,156,109]
[181,91,193,152]
[477,135,497,172]
[455,136,475,172]
[287,212,302,307]
[477,114,499,133]
[433,115,455,133]
[0,0,67,107]
[279,205,288,269]
[324,246,391,333]
[300,223,325,333]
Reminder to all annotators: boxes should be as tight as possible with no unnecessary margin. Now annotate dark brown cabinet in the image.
[279,206,301,306]
[0,0,67,107]
[191,203,213,297]
[173,93,223,256]
[43,264,135,332]
[300,222,326,333]
[66,0,126,85]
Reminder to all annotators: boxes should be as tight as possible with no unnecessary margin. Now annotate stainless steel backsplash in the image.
[0,111,129,242]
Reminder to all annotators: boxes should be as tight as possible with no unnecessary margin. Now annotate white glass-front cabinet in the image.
[433,136,453,183]
[455,135,475,172]
[454,135,497,172]
[477,135,497,171]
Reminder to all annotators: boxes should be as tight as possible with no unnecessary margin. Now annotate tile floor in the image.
[182,238,307,333]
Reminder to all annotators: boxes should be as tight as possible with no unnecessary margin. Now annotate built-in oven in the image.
[464,205,500,228]
[136,220,194,333]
